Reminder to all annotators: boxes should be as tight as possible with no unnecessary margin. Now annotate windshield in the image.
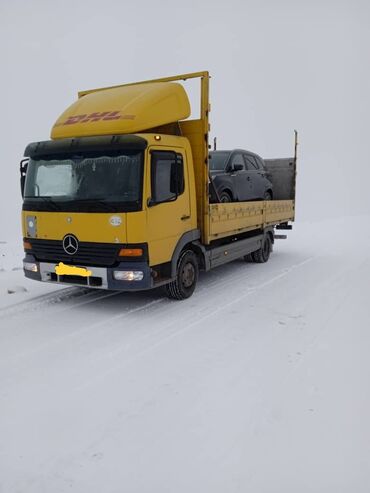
[209,151,230,171]
[24,151,143,212]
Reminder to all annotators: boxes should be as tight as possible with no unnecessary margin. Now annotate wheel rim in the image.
[181,262,195,288]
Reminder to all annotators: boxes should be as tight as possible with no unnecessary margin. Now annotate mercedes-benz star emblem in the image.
[62,234,79,255]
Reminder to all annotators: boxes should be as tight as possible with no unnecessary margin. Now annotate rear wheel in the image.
[165,250,199,300]
[245,234,272,263]
[219,191,232,203]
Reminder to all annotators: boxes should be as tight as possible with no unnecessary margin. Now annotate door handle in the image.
[181,215,191,221]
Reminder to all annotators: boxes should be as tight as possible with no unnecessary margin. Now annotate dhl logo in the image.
[62,111,135,125]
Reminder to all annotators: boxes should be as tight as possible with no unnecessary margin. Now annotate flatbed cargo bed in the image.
[209,199,295,241]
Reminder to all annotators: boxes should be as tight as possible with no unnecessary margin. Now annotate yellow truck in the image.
[20,71,296,299]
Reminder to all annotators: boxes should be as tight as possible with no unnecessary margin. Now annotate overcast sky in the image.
[1,0,369,240]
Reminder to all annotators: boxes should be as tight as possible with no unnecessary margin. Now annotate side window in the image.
[151,151,184,204]
[257,157,265,169]
[230,153,245,171]
[244,154,259,170]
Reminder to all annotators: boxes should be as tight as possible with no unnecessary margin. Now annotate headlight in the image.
[113,270,144,281]
[23,261,38,272]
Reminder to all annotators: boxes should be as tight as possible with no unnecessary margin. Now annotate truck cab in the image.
[22,132,199,292]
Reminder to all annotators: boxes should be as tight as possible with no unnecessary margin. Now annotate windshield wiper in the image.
[70,198,118,212]
[24,196,62,211]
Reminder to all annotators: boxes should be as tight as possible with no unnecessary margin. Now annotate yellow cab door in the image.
[146,146,191,266]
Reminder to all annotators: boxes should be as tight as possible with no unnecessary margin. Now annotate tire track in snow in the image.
[85,254,316,366]
[0,286,80,316]
[0,286,95,320]
[37,254,313,369]
[0,298,164,369]
[75,255,315,391]
[0,254,313,371]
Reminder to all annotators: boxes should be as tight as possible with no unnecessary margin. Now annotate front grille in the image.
[29,239,121,267]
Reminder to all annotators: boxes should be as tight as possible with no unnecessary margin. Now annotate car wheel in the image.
[250,234,272,263]
[165,250,199,300]
[219,191,232,203]
[264,191,272,200]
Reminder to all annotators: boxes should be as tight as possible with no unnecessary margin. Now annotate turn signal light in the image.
[118,248,143,257]
[23,240,32,250]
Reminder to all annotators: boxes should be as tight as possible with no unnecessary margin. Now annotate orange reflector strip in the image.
[23,240,32,250]
[118,248,143,257]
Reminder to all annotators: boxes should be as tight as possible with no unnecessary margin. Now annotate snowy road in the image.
[1,217,369,492]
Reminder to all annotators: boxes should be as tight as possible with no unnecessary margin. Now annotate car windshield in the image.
[209,151,230,171]
[24,150,143,212]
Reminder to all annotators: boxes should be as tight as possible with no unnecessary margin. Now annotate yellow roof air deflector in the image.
[51,82,191,139]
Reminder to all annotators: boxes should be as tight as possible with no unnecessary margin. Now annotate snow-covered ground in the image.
[0,217,369,493]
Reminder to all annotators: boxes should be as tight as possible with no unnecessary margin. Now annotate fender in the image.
[170,229,201,277]
[211,174,235,201]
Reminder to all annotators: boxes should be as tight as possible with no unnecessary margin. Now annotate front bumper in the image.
[23,254,153,291]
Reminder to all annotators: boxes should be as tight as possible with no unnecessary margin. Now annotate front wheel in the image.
[165,250,199,300]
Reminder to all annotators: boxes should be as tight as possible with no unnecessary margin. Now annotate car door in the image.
[255,156,272,197]
[228,153,250,200]
[243,154,264,200]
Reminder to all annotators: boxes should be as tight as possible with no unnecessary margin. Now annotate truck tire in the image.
[250,234,272,263]
[165,250,199,300]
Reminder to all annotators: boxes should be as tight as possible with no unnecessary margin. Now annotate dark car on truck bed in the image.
[209,149,273,202]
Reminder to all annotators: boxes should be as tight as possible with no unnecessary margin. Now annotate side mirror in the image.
[232,164,244,172]
[20,158,29,198]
